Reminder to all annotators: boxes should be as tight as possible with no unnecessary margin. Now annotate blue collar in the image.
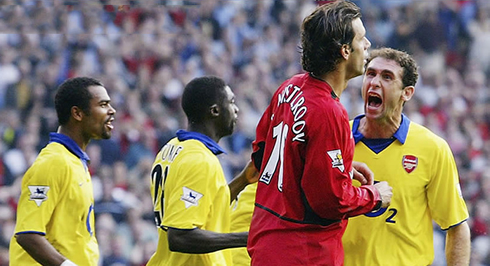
[176,129,226,155]
[352,113,410,144]
[49,133,91,163]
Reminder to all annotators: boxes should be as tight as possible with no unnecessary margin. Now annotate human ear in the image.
[401,86,415,102]
[210,104,220,118]
[341,44,351,60]
[72,106,84,122]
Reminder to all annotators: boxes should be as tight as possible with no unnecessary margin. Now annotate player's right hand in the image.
[374,181,392,208]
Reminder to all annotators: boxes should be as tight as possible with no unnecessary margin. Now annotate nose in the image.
[370,74,381,87]
[109,104,116,115]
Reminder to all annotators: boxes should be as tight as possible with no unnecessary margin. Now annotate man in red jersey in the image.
[247,1,393,265]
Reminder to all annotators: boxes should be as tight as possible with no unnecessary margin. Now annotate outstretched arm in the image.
[445,221,471,266]
[228,160,259,203]
[167,228,248,253]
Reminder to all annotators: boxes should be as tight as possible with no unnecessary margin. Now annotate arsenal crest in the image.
[402,155,418,173]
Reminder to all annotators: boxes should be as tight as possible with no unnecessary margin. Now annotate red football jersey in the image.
[248,73,380,266]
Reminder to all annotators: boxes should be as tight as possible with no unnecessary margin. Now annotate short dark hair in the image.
[300,1,361,76]
[55,77,103,125]
[181,76,227,123]
[366,47,419,88]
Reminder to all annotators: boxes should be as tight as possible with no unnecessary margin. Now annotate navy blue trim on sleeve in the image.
[441,219,468,231]
[15,231,46,236]
[166,226,197,231]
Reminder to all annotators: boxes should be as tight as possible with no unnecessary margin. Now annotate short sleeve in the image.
[162,156,220,230]
[14,158,68,235]
[427,139,469,229]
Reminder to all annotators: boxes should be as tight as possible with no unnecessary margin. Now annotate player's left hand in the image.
[352,161,374,185]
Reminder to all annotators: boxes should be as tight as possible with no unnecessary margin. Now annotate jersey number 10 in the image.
[260,122,288,192]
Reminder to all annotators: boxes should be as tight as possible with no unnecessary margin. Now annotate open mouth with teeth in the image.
[368,95,382,108]
[106,119,114,130]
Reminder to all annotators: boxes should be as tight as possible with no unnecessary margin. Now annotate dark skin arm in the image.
[166,161,257,254]
[167,228,248,253]
[228,160,259,204]
[165,158,257,254]
[16,233,67,266]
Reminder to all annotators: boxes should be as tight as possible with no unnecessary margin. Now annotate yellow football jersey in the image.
[147,131,232,266]
[230,182,257,266]
[10,134,99,265]
[342,115,469,266]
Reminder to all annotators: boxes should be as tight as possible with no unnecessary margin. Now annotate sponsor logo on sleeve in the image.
[28,186,50,207]
[402,155,418,173]
[327,149,345,172]
[180,187,203,208]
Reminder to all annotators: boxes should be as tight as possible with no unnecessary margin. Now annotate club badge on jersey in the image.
[402,155,418,173]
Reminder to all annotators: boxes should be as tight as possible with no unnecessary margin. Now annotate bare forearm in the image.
[168,228,248,254]
[16,233,66,266]
[445,222,471,266]
[228,160,259,203]
[228,171,249,203]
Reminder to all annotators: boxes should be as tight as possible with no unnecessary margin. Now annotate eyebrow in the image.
[367,67,395,76]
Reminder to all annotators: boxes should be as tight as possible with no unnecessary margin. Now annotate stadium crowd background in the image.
[0,0,489,265]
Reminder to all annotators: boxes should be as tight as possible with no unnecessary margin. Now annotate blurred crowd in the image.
[0,0,489,265]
